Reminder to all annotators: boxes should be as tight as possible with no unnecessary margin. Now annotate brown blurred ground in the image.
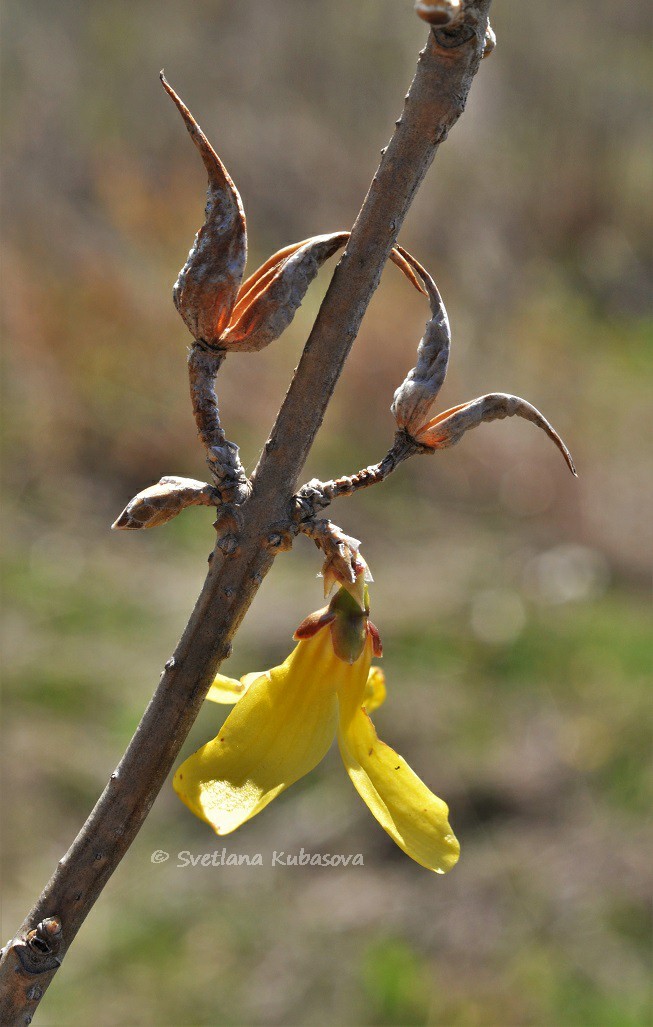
[1,2,652,1025]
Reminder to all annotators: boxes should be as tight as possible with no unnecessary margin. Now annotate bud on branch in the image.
[112,477,219,531]
[391,247,451,436]
[300,517,371,603]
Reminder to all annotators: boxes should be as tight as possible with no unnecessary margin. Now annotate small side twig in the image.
[187,343,250,504]
[293,430,422,522]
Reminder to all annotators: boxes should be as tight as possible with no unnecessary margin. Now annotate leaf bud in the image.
[414,1,462,26]
[112,476,218,530]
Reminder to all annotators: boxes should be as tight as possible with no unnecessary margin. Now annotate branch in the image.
[0,9,493,1023]
[294,430,422,521]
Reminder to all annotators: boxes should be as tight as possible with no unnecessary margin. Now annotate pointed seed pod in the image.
[222,233,348,352]
[391,247,451,435]
[161,73,247,346]
[222,235,426,353]
[414,393,577,475]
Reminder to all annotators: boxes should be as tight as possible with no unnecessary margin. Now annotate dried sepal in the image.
[391,247,451,434]
[321,533,368,606]
[293,607,336,641]
[414,393,577,475]
[161,73,247,345]
[111,476,219,531]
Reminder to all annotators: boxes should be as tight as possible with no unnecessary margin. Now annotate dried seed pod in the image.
[414,0,462,26]
[112,476,219,530]
[161,73,247,346]
[222,233,348,352]
[163,73,427,355]
[391,247,451,435]
[233,239,314,318]
[222,235,425,353]
[414,393,577,475]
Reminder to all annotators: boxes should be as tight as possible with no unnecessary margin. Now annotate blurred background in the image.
[2,1,651,1024]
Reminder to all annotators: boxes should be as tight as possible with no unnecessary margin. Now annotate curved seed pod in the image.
[414,393,577,475]
[221,233,348,352]
[161,73,247,345]
[231,233,428,320]
[234,238,425,319]
[391,247,451,434]
[111,476,219,531]
[233,239,312,318]
[222,234,426,353]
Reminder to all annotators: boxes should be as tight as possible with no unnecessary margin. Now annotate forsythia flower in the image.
[174,584,459,874]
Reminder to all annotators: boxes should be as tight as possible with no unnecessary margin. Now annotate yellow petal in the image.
[174,630,347,835]
[362,667,387,713]
[205,670,264,704]
[338,707,460,874]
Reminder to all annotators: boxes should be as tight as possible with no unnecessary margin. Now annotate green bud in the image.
[328,587,368,664]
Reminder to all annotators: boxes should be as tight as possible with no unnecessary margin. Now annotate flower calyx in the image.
[294,583,382,665]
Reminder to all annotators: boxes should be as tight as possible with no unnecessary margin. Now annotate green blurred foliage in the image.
[1,1,651,1025]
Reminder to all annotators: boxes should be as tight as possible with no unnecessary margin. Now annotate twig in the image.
[0,8,493,1023]
[187,343,251,504]
[293,431,422,522]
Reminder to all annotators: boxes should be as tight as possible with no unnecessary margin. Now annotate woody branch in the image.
[0,6,494,1023]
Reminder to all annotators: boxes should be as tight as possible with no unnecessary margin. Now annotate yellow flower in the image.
[173,588,459,874]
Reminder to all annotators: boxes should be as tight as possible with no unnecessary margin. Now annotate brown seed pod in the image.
[161,73,247,346]
[415,393,577,475]
[390,247,451,435]
[223,235,425,353]
[163,76,427,355]
[222,233,348,352]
